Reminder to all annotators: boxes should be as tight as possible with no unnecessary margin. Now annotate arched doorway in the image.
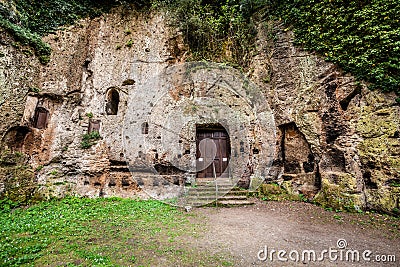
[105,88,120,115]
[141,122,149,134]
[2,126,31,152]
[196,124,230,179]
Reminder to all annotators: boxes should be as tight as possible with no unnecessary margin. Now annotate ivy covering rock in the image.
[0,0,398,99]
[268,0,400,100]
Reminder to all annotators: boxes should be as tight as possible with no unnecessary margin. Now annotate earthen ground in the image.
[187,199,399,267]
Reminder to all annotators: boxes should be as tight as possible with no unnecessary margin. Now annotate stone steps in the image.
[195,178,234,186]
[217,199,256,206]
[184,196,255,207]
[185,194,247,201]
[102,173,255,207]
[181,178,255,207]
[109,165,130,172]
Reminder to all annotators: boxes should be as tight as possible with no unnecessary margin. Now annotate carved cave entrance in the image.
[2,126,31,152]
[196,125,230,179]
[105,88,120,115]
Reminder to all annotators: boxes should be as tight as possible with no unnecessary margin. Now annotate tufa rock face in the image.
[250,22,399,214]
[0,8,398,214]
[0,151,37,204]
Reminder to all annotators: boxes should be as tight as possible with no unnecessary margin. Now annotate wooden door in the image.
[88,119,101,133]
[33,107,49,129]
[196,128,230,178]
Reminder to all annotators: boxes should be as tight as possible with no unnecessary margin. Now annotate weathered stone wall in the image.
[0,30,40,136]
[123,62,275,200]
[17,8,275,202]
[0,8,398,214]
[1,8,177,200]
[0,26,41,203]
[32,8,179,199]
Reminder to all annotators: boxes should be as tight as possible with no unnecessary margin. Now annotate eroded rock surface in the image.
[0,8,398,214]
[250,23,399,214]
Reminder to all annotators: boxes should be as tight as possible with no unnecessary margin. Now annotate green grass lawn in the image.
[0,197,233,267]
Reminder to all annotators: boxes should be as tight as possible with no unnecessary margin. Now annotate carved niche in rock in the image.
[280,122,315,174]
[2,126,31,152]
[105,88,120,115]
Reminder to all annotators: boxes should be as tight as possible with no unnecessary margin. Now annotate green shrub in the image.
[0,17,51,63]
[265,0,400,97]
[49,170,58,176]
[35,165,44,172]
[0,0,398,98]
[162,0,258,68]
[126,39,133,48]
[80,131,101,149]
[29,86,40,93]
[0,0,151,63]
[0,198,21,213]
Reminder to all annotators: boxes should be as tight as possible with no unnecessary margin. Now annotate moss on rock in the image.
[357,107,398,139]
[356,92,400,213]
[0,151,39,204]
[365,188,400,216]
[259,183,306,202]
[314,177,364,212]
